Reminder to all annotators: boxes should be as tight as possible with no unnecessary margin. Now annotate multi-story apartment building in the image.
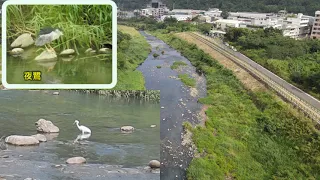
[311,11,320,39]
[282,13,311,39]
[141,0,169,18]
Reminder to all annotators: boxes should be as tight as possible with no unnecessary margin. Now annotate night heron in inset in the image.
[35,27,63,52]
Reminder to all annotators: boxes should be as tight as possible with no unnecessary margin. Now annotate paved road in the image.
[192,32,320,119]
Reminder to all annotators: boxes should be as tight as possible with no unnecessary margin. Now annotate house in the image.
[214,19,246,31]
[160,14,193,22]
[282,13,312,39]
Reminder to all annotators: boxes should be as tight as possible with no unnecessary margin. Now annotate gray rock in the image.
[148,160,160,168]
[150,125,156,128]
[52,92,59,95]
[5,135,39,146]
[11,33,34,48]
[10,48,24,55]
[31,134,47,142]
[99,48,110,54]
[66,157,86,164]
[120,126,134,132]
[60,49,75,56]
[35,119,60,133]
[85,48,93,53]
[34,50,57,62]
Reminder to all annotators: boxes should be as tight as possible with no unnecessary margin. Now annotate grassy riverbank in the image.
[152,32,320,179]
[115,25,150,90]
[225,28,320,100]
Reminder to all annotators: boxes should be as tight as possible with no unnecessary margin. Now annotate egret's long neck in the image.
[76,122,80,129]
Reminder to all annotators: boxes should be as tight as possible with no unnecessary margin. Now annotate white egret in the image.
[73,120,91,134]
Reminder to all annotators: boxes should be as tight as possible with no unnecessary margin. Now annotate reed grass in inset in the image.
[7,5,112,52]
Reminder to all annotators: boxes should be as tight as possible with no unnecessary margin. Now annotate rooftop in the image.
[215,19,243,24]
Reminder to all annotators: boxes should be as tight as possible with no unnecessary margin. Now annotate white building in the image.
[160,15,192,22]
[118,10,135,19]
[215,19,246,31]
[170,9,205,15]
[282,13,311,38]
[228,12,279,27]
[204,8,222,18]
[141,0,169,18]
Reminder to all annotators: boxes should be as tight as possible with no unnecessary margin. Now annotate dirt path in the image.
[175,32,266,93]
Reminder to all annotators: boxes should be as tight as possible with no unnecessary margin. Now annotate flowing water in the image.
[0,90,160,180]
[6,47,112,84]
[137,32,207,180]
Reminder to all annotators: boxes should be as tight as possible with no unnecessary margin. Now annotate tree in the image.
[198,23,212,34]
[164,16,178,24]
[221,11,230,19]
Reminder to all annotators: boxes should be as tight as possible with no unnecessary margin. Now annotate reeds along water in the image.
[72,90,160,102]
[7,5,113,51]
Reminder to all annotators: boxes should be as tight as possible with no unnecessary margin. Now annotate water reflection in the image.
[6,48,112,84]
[73,133,91,144]
[43,133,59,141]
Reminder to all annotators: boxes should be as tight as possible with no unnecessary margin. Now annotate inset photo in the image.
[2,0,117,89]
[0,90,160,180]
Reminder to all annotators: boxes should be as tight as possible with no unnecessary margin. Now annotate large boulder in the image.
[10,33,34,48]
[66,157,86,164]
[35,119,59,133]
[5,135,39,146]
[35,50,57,62]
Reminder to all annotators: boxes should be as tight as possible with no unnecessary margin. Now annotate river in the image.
[0,90,160,180]
[137,32,207,180]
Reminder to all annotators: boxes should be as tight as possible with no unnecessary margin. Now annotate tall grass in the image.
[7,5,112,51]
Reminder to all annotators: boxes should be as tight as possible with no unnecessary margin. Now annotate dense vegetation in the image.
[7,5,112,51]
[120,17,196,33]
[119,16,213,35]
[114,25,150,90]
[152,32,320,180]
[225,27,320,100]
[114,0,320,16]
